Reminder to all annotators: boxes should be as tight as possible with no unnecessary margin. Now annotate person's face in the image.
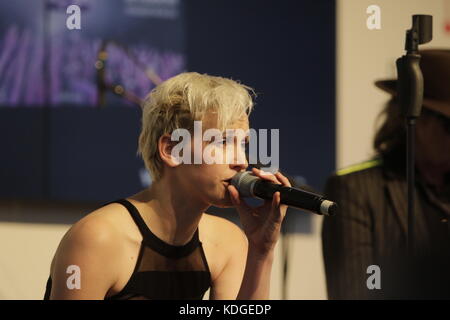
[175,113,250,208]
[416,108,450,168]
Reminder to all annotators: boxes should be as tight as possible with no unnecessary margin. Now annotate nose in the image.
[229,146,248,172]
[230,160,248,172]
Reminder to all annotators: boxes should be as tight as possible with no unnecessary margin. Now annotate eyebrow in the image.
[218,134,250,146]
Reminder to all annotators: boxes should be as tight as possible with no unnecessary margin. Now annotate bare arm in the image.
[236,245,274,300]
[209,222,248,300]
[209,222,276,300]
[223,168,290,300]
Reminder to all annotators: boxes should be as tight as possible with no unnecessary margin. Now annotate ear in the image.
[158,134,182,168]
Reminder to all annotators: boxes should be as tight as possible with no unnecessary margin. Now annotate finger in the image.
[274,191,289,222]
[270,191,283,224]
[274,171,292,187]
[252,167,281,185]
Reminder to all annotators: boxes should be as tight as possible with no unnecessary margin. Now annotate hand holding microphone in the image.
[227,168,337,254]
[227,167,291,254]
[230,169,337,216]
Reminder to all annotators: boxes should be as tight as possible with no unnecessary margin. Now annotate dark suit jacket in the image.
[321,160,450,299]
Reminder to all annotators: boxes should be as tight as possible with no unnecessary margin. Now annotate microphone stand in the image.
[395,15,432,257]
[96,40,108,107]
[95,40,163,108]
[95,40,143,107]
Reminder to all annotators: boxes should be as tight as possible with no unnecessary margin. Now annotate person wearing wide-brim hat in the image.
[322,49,450,300]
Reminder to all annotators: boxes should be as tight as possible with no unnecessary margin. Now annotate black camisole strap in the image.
[103,199,201,259]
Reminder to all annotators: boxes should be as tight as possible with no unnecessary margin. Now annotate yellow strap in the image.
[336,159,382,176]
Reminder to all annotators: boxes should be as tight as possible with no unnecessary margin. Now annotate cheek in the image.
[223,144,244,164]
[201,144,227,164]
[181,166,209,186]
[199,167,228,192]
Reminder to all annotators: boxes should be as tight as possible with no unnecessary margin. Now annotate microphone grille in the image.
[230,171,259,197]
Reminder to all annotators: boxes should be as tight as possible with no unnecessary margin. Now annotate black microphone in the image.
[231,171,337,216]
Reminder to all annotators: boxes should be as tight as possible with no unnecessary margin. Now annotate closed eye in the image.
[213,139,225,145]
[212,137,249,148]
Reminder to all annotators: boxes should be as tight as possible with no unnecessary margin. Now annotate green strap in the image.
[336,158,382,176]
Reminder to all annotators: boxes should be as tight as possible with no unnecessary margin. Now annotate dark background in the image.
[186,0,336,190]
[0,0,335,232]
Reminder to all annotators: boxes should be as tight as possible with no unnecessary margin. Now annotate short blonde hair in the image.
[137,72,255,182]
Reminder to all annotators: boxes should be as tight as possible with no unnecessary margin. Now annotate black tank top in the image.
[43,199,212,300]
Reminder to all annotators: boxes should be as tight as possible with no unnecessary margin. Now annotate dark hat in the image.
[375,49,450,118]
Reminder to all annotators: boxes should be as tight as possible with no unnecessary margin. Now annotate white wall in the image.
[0,222,68,299]
[0,201,91,300]
[337,0,450,168]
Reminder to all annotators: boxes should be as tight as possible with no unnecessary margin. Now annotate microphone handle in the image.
[252,181,335,216]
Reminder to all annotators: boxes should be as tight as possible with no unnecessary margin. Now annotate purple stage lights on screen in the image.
[0,0,185,107]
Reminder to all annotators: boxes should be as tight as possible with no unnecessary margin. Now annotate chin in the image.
[214,202,234,209]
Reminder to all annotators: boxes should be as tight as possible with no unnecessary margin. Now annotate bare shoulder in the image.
[199,214,249,299]
[55,202,132,256]
[49,202,137,299]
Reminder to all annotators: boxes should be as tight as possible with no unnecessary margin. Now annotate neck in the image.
[134,175,210,246]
